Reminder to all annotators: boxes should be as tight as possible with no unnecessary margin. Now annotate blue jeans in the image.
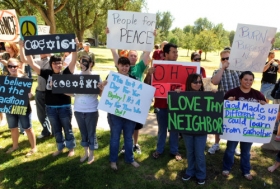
[183,134,207,179]
[156,108,179,154]
[36,90,51,136]
[276,151,280,162]
[6,112,32,129]
[74,111,98,150]
[46,105,76,151]
[260,82,274,101]
[108,114,136,163]
[223,141,252,175]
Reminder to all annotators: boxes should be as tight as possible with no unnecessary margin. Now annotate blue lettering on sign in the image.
[114,101,121,108]
[123,104,132,112]
[241,103,265,113]
[135,99,140,106]
[111,74,123,84]
[132,89,140,97]
[134,107,141,114]
[125,79,135,88]
[110,82,120,92]
[223,124,241,134]
[123,86,130,94]
[105,100,113,108]
[126,96,134,104]
[137,84,142,90]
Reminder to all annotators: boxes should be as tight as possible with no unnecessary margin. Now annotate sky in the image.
[142,0,280,32]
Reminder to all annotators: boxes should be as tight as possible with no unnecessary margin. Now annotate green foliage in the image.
[229,30,235,47]
[273,32,280,49]
[195,30,218,60]
[156,11,174,39]
[193,17,213,35]
[171,28,185,47]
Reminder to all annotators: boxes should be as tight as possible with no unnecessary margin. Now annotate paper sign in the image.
[107,10,156,51]
[24,34,76,55]
[228,23,277,72]
[220,100,278,143]
[168,91,224,134]
[52,75,100,94]
[19,16,38,39]
[0,9,20,42]
[0,76,33,115]
[38,25,50,35]
[98,71,155,124]
[152,60,200,98]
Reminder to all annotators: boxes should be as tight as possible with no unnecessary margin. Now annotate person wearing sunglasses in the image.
[191,52,206,78]
[5,58,37,156]
[208,49,243,155]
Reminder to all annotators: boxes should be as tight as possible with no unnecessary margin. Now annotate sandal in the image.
[244,174,253,181]
[25,148,37,157]
[152,151,161,159]
[222,170,230,177]
[170,152,182,161]
[6,147,19,154]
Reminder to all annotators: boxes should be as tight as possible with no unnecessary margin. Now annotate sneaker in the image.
[37,134,49,139]
[274,136,280,142]
[94,136,98,150]
[235,148,241,156]
[182,174,192,181]
[119,145,125,154]
[133,144,141,154]
[197,179,205,185]
[208,144,220,154]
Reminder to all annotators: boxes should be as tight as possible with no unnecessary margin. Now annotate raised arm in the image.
[111,49,119,66]
[142,51,151,66]
[211,68,224,85]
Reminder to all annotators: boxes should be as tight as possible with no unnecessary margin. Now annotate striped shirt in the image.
[212,69,242,93]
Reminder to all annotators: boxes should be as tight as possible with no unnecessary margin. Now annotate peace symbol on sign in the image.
[21,21,37,36]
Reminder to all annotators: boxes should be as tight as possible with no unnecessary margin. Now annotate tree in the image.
[273,32,280,49]
[212,23,229,51]
[156,11,174,39]
[193,17,213,35]
[171,28,185,47]
[184,32,195,57]
[183,25,193,33]
[228,30,235,47]
[195,30,218,60]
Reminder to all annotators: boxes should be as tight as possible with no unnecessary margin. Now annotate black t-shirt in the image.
[40,67,72,106]
[261,61,278,83]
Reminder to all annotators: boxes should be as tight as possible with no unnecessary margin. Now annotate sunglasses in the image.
[221,57,229,61]
[7,65,18,69]
[193,58,201,61]
[192,81,203,84]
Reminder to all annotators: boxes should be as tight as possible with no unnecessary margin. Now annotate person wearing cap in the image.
[77,42,95,63]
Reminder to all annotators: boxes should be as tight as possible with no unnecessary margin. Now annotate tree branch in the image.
[54,0,68,14]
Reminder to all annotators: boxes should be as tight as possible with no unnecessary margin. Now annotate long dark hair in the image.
[185,73,204,91]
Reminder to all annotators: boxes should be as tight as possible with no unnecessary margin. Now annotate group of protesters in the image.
[1,34,280,185]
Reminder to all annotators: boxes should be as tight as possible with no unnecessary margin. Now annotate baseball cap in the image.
[84,42,90,46]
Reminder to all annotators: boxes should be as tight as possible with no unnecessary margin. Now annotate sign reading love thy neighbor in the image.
[38,25,50,35]
[228,24,277,72]
[152,60,199,98]
[168,91,224,134]
[0,9,19,42]
[52,75,100,94]
[98,71,155,124]
[107,10,156,51]
[220,100,278,143]
[0,76,33,115]
[19,16,38,40]
[24,34,76,55]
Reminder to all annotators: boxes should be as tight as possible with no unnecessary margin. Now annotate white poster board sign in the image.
[228,23,277,72]
[106,10,156,51]
[38,25,50,35]
[0,9,19,42]
[220,100,278,143]
[98,71,155,124]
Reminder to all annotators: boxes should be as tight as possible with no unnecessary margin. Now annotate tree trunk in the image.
[76,31,84,43]
[94,32,99,47]
[187,49,189,57]
[204,52,207,60]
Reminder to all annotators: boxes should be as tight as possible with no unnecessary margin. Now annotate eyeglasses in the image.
[7,65,18,69]
[193,58,201,61]
[192,81,203,84]
[52,62,62,65]
[221,57,229,61]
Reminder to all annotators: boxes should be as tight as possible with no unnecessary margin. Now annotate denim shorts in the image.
[260,82,275,100]
[6,113,32,129]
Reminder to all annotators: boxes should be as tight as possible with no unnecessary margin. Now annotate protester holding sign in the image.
[222,71,266,181]
[19,39,78,157]
[191,52,206,78]
[5,58,37,156]
[208,49,243,155]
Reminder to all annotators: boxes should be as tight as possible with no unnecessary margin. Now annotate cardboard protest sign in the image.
[168,91,224,134]
[52,75,100,94]
[38,25,50,35]
[98,71,155,124]
[152,60,199,98]
[220,100,278,143]
[107,10,156,51]
[0,76,33,115]
[24,34,76,55]
[0,9,20,42]
[228,24,277,72]
[19,16,38,39]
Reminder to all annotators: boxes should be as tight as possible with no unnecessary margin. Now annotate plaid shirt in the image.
[212,69,242,93]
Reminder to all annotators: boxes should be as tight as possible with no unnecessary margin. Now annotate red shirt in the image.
[152,50,165,60]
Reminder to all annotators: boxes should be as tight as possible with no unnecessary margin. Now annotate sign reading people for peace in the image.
[24,34,76,55]
[38,25,50,35]
[19,16,38,39]
[0,9,20,42]
[228,24,277,72]
[107,10,156,51]
[168,91,224,134]
[52,75,100,94]
[0,76,33,115]
[221,100,278,143]
[152,60,199,98]
[98,71,155,124]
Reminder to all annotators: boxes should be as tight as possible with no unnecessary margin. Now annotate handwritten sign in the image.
[24,34,76,55]
[0,9,19,42]
[107,10,156,51]
[0,76,33,115]
[168,91,224,134]
[38,25,50,35]
[152,60,199,98]
[19,16,38,39]
[98,71,155,124]
[228,24,277,72]
[52,75,100,94]
[220,100,278,143]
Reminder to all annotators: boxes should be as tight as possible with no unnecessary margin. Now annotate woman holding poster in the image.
[222,71,266,180]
